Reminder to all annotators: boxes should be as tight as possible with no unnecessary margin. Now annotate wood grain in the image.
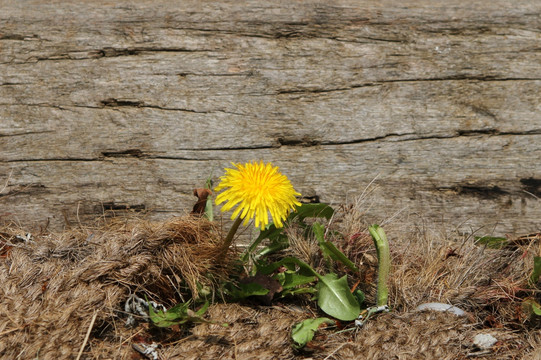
[1,0,540,236]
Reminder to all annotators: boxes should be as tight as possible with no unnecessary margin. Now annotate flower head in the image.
[215,161,301,229]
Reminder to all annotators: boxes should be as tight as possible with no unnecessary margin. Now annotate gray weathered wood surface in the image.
[1,0,540,236]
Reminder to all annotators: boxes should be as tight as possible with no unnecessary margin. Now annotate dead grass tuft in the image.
[0,203,540,359]
[0,215,233,359]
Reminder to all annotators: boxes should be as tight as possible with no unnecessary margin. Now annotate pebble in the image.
[415,302,466,316]
[473,333,498,349]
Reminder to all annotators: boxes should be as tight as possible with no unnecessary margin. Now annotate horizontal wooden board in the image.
[1,0,540,236]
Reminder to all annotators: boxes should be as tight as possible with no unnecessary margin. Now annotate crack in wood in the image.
[95,202,146,213]
[29,46,213,62]
[177,71,255,77]
[1,158,100,163]
[324,35,407,43]
[149,156,221,161]
[520,178,541,197]
[277,136,320,147]
[276,76,541,95]
[277,85,377,95]
[319,132,437,145]
[0,34,40,41]
[0,103,80,112]
[0,34,26,41]
[94,46,212,57]
[98,99,244,115]
[0,183,48,198]
[172,144,277,151]
[456,128,499,136]
[1,102,246,116]
[0,130,55,138]
[318,129,541,147]
[299,195,320,203]
[100,98,144,108]
[438,184,510,199]
[101,149,145,158]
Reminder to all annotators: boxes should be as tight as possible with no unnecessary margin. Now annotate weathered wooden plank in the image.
[2,79,540,160]
[2,134,540,233]
[1,0,540,235]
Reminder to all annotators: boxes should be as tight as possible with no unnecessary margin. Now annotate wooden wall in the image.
[1,0,540,236]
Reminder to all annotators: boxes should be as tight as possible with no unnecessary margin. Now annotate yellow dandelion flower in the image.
[215,161,301,229]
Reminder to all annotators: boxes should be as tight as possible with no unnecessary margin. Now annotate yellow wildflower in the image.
[215,161,301,229]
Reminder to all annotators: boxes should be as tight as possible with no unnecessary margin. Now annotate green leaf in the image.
[226,282,270,300]
[533,302,541,316]
[253,257,360,320]
[474,236,508,249]
[254,260,288,275]
[195,301,210,317]
[321,241,360,272]
[255,234,289,259]
[353,289,365,306]
[522,299,541,317]
[316,273,360,321]
[312,222,326,244]
[165,302,191,319]
[275,271,317,290]
[313,222,359,272]
[148,302,188,327]
[291,317,334,349]
[291,203,334,222]
[530,256,541,286]
[149,301,211,328]
[282,287,317,297]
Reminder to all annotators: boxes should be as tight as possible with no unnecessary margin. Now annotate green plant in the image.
[227,201,393,348]
[369,225,390,307]
[474,235,508,249]
[291,317,335,349]
[241,203,334,262]
[148,300,211,328]
[225,204,362,315]
[155,166,392,346]
[257,256,361,321]
[313,222,359,272]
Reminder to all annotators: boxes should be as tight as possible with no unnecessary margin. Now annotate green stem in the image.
[218,216,243,260]
[284,257,323,280]
[368,225,390,307]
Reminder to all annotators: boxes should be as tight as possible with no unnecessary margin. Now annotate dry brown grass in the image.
[0,204,540,359]
[0,216,233,359]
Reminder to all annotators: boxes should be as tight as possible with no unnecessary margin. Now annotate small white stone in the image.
[415,302,466,316]
[473,333,498,349]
